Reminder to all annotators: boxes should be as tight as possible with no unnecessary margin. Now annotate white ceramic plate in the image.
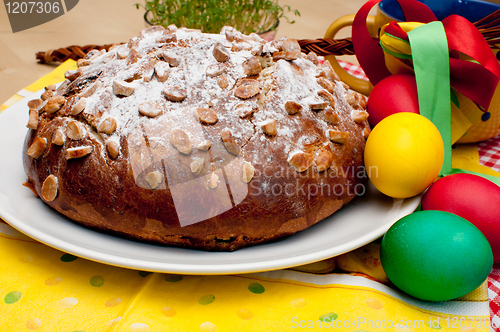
[0,92,421,275]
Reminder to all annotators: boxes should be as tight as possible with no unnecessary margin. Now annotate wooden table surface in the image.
[3,0,500,104]
[0,0,365,104]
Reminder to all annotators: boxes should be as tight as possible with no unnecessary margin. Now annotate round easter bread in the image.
[22,25,370,251]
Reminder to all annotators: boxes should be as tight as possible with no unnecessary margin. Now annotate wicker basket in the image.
[36,9,500,64]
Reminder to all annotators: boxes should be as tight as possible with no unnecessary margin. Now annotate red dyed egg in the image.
[421,173,500,262]
[367,74,420,127]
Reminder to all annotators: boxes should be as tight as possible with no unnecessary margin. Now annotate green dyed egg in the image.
[380,210,493,301]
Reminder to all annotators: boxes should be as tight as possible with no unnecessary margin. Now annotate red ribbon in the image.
[352,0,392,85]
[352,0,500,111]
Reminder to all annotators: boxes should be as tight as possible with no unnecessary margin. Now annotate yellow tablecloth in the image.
[0,61,492,331]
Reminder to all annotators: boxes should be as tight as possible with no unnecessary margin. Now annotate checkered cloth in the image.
[489,264,500,331]
[339,60,370,80]
[339,60,500,331]
[479,137,500,331]
[479,136,500,174]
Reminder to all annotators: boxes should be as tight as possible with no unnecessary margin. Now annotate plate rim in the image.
[0,195,419,275]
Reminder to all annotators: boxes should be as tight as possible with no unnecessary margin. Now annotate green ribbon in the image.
[407,21,452,176]
[407,22,500,186]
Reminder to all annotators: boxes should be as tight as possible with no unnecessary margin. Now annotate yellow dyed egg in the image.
[364,113,444,198]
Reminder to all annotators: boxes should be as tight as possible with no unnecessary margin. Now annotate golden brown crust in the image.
[22,26,370,251]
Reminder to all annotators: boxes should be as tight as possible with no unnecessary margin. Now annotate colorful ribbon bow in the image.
[352,0,500,113]
[352,0,500,183]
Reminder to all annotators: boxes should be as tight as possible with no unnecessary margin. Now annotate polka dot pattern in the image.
[59,297,78,308]
[319,312,338,322]
[105,298,122,307]
[26,317,42,330]
[106,317,122,328]
[236,308,253,320]
[164,275,183,282]
[247,283,265,294]
[425,320,443,329]
[290,298,307,308]
[198,294,215,305]
[90,275,104,287]
[0,258,485,332]
[129,322,150,332]
[200,322,218,332]
[44,276,63,286]
[0,230,490,331]
[4,291,21,304]
[161,307,176,317]
[366,298,383,310]
[60,253,78,262]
